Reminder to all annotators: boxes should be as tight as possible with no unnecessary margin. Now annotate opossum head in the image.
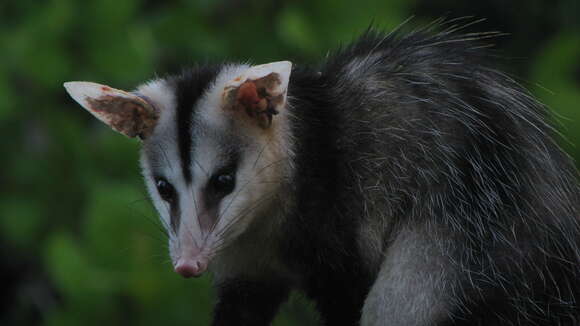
[64,62,293,278]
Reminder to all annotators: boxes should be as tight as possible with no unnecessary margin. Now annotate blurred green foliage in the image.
[0,0,579,325]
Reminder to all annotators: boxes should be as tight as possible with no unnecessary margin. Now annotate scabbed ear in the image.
[63,81,159,139]
[222,61,292,129]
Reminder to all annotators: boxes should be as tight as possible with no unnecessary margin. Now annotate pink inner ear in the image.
[64,81,159,139]
[86,96,158,138]
[237,81,259,107]
[237,81,268,116]
[222,71,287,129]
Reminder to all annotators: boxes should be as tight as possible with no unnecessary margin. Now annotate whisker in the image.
[210,157,289,236]
[124,200,170,239]
[252,139,271,170]
[184,193,202,251]
[139,231,169,247]
[213,192,279,246]
[192,157,210,178]
[159,200,176,237]
[127,197,150,205]
[156,141,176,174]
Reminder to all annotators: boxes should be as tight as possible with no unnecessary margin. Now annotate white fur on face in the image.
[137,79,185,262]
[138,66,294,274]
[190,64,295,271]
[198,64,251,130]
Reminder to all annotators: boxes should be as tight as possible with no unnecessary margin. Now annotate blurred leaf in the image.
[0,67,16,119]
[84,182,146,268]
[45,232,116,297]
[0,197,43,249]
[531,32,580,156]
[278,6,320,57]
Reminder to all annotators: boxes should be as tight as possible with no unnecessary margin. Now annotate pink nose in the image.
[174,258,207,278]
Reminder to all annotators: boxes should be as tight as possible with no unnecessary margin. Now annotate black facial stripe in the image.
[154,176,180,233]
[205,169,235,208]
[169,201,180,233]
[199,153,239,230]
[173,65,222,183]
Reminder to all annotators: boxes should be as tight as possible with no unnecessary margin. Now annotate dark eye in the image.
[155,178,176,203]
[210,172,236,197]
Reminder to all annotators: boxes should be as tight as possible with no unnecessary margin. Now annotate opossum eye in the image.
[155,178,176,203]
[210,172,236,197]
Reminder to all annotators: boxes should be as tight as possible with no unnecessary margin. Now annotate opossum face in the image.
[64,62,292,278]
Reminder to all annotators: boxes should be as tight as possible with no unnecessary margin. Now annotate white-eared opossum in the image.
[64,23,580,326]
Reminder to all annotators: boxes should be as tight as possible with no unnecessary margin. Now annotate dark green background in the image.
[1,0,579,325]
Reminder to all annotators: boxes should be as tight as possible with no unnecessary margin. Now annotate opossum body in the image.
[65,24,580,326]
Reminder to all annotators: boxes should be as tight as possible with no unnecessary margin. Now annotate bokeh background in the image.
[1,0,579,325]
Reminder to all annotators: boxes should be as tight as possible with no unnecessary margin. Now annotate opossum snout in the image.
[174,257,208,278]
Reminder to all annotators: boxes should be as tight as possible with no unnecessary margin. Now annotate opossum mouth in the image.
[174,256,208,278]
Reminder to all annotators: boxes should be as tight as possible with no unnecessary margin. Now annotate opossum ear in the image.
[222,61,292,129]
[63,81,159,139]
